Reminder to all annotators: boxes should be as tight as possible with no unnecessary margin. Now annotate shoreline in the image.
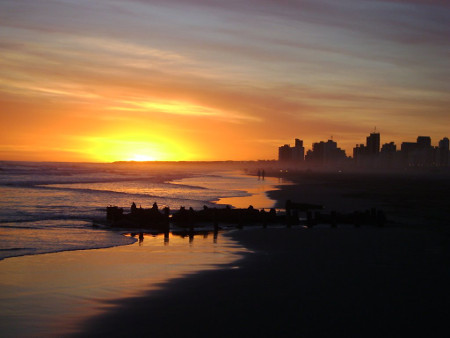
[0,231,246,337]
[267,171,450,229]
[1,170,265,337]
[0,169,258,262]
[73,172,450,337]
[74,226,450,337]
[3,170,450,337]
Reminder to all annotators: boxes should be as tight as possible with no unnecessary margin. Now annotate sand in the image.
[268,171,450,228]
[74,172,450,337]
[74,227,450,337]
[0,232,245,337]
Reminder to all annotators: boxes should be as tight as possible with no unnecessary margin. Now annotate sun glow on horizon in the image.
[127,154,156,162]
[81,134,196,163]
[1,0,448,163]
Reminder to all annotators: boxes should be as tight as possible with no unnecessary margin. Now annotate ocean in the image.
[0,161,287,336]
[0,161,275,260]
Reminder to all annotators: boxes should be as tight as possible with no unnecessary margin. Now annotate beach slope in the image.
[74,226,450,337]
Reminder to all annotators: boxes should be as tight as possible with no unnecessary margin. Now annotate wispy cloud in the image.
[0,0,448,160]
[108,99,262,124]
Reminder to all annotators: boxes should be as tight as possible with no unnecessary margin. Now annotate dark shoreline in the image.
[73,226,450,338]
[267,171,450,229]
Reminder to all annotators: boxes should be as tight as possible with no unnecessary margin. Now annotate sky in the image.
[0,0,449,162]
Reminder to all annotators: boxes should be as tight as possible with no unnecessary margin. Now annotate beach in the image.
[0,163,281,337]
[0,231,248,337]
[74,227,450,337]
[1,165,449,337]
[73,171,450,337]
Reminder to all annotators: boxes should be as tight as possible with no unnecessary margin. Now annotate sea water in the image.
[0,161,261,260]
[0,161,284,336]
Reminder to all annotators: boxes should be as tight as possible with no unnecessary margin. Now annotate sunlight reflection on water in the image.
[0,165,286,337]
[0,231,248,337]
[173,171,292,209]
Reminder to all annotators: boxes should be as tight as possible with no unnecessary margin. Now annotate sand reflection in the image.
[0,231,248,337]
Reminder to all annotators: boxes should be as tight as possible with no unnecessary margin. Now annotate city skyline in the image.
[279,132,449,168]
[1,0,449,162]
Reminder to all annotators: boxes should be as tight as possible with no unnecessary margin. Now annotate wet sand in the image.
[0,232,245,337]
[75,172,450,337]
[74,227,450,337]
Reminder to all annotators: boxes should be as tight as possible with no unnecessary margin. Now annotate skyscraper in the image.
[417,136,432,148]
[438,137,449,167]
[292,139,305,162]
[366,132,380,155]
[278,144,292,162]
[278,139,305,162]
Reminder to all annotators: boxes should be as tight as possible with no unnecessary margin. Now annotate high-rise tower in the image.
[366,132,380,155]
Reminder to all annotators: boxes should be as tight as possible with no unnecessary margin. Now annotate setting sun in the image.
[80,134,196,163]
[127,154,156,162]
[0,0,448,163]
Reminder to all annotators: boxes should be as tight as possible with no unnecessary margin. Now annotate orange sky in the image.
[1,0,449,162]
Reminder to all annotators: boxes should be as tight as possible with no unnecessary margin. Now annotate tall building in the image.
[306,139,346,166]
[278,144,293,162]
[401,136,434,167]
[438,137,449,167]
[380,142,398,168]
[353,144,365,164]
[292,139,305,162]
[353,132,381,168]
[417,136,432,148]
[278,139,305,163]
[366,132,380,155]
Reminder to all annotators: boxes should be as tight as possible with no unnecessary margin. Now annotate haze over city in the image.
[1,0,449,162]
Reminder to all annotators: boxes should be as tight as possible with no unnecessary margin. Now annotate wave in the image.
[0,219,93,227]
[0,239,137,261]
[0,176,168,189]
[0,247,34,252]
[0,225,137,261]
[0,164,261,262]
[34,184,214,201]
[0,161,199,189]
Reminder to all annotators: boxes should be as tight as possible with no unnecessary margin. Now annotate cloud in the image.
[0,0,448,160]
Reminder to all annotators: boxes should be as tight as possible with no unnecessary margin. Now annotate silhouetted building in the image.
[381,142,396,153]
[401,136,434,167]
[278,139,305,163]
[380,142,398,168]
[401,142,418,167]
[366,132,380,155]
[353,132,381,168]
[278,144,292,162]
[353,144,366,166]
[417,136,433,166]
[417,136,431,148]
[292,139,305,162]
[305,139,347,167]
[278,132,449,171]
[438,137,449,167]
